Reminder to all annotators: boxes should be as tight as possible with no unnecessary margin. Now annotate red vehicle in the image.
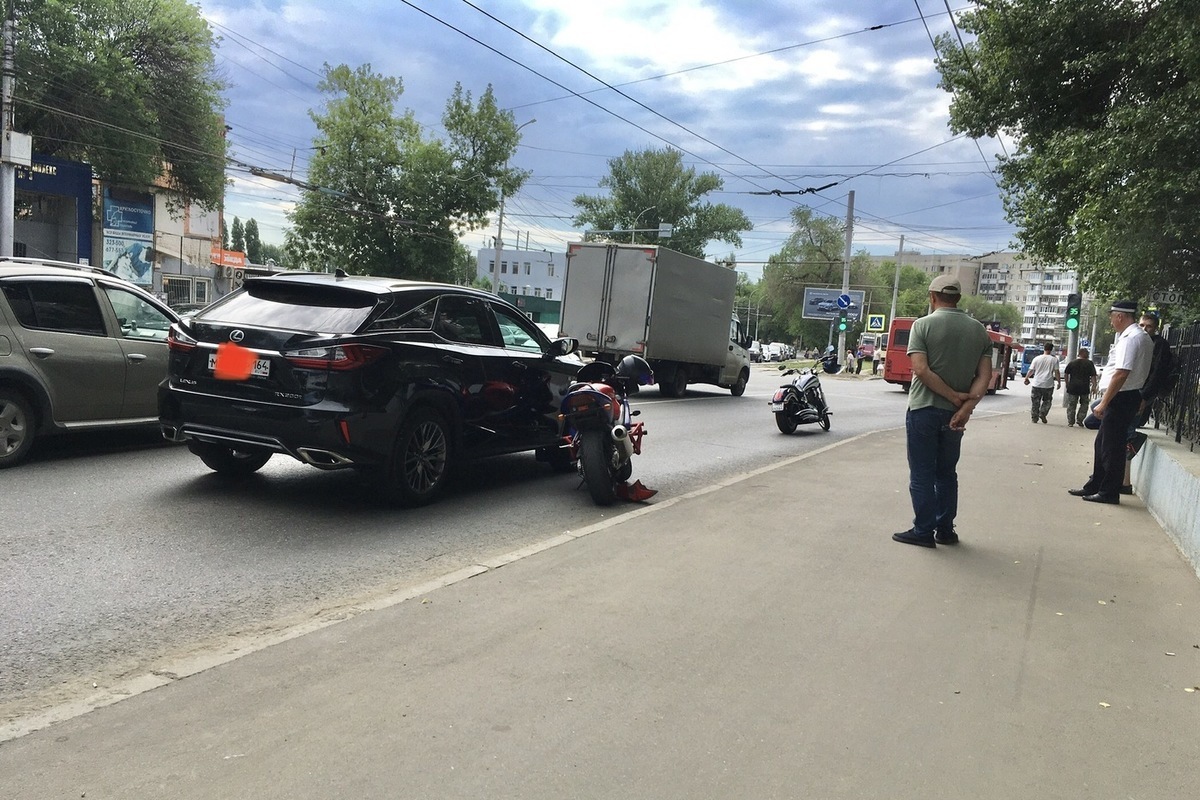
[882,317,1013,394]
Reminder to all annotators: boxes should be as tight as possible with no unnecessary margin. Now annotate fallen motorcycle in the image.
[770,359,832,434]
[559,355,656,505]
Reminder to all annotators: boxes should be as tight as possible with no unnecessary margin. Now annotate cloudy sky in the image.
[201,0,1014,280]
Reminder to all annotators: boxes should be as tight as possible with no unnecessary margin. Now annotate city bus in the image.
[882,317,1014,394]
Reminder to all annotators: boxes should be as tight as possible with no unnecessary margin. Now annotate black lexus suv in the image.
[159,270,582,506]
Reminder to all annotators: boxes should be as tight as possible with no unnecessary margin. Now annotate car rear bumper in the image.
[159,388,390,470]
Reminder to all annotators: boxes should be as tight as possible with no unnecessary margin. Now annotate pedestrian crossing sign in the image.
[867,314,886,332]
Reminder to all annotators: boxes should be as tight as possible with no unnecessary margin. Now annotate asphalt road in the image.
[0,367,1025,726]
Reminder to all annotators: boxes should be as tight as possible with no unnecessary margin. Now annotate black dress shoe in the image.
[1067,488,1090,496]
[1082,493,1119,505]
[892,529,936,548]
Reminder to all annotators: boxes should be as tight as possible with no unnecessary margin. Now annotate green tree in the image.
[286,64,525,280]
[866,262,933,319]
[243,218,262,264]
[760,207,863,346]
[572,147,752,259]
[259,242,286,267]
[13,0,227,207]
[958,295,1023,334]
[221,218,230,251]
[230,217,245,253]
[935,0,1200,298]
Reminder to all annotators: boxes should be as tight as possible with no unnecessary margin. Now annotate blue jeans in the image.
[907,406,964,535]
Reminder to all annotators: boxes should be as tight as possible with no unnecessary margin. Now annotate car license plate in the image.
[208,352,270,378]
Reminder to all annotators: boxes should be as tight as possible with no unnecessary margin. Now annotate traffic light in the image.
[1065,293,1082,330]
[837,309,848,332]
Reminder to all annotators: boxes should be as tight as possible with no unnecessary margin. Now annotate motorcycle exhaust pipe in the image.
[611,425,634,459]
[796,409,820,424]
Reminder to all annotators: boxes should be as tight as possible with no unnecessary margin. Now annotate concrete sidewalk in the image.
[4,413,1199,799]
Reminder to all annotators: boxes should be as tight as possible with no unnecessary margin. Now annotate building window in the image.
[546,288,553,300]
[547,264,555,277]
[534,288,542,298]
[501,261,508,274]
[524,262,531,275]
[489,260,495,273]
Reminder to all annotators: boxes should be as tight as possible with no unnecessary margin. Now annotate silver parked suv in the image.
[0,257,179,467]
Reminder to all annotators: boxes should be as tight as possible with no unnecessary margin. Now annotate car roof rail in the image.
[0,256,121,279]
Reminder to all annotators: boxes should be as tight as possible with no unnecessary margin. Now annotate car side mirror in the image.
[550,337,579,357]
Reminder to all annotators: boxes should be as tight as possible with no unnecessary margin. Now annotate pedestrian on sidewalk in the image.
[1122,311,1178,493]
[872,346,883,375]
[892,275,993,549]
[1062,347,1098,426]
[1023,342,1061,423]
[845,349,857,374]
[1068,300,1153,505]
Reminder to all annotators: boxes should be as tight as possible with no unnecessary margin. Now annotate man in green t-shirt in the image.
[893,275,994,548]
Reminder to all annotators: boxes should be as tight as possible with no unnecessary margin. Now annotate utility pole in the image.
[1,10,17,257]
[889,234,904,326]
[837,190,855,362]
[493,119,535,291]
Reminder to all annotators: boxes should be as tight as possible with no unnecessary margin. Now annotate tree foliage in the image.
[243,218,262,264]
[759,208,857,345]
[286,64,525,281]
[572,147,752,259]
[936,0,1200,300]
[230,217,245,253]
[13,0,228,206]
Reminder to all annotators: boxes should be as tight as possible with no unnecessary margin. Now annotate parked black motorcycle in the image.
[769,360,832,434]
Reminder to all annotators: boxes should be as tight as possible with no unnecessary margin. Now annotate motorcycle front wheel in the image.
[818,410,831,431]
[579,428,618,506]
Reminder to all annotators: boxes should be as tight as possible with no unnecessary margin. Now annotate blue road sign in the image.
[837,293,852,309]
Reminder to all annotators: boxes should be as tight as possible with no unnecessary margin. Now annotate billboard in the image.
[802,287,866,321]
[103,188,154,286]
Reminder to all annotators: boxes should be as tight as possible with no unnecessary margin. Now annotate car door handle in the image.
[442,355,463,366]
[29,347,55,358]
[127,353,147,363]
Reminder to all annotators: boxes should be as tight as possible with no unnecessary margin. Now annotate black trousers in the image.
[1084,390,1141,497]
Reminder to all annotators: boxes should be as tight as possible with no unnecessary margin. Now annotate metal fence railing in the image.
[1157,320,1200,451]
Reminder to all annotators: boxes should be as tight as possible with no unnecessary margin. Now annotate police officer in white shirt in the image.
[1068,300,1153,504]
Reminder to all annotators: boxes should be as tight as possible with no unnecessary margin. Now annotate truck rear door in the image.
[561,244,652,355]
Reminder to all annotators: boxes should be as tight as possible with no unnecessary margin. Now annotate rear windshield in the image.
[198,283,377,332]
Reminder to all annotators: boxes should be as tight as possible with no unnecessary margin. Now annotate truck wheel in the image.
[730,370,748,397]
[668,369,688,398]
[0,388,36,469]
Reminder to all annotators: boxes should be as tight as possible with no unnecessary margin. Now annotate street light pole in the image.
[630,205,656,245]
[494,119,535,290]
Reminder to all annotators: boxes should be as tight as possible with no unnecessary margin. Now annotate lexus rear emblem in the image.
[230,329,245,342]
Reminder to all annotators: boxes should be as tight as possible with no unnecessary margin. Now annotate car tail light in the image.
[168,325,198,353]
[282,343,387,371]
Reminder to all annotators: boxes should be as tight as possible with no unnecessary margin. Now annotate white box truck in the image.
[559,242,752,397]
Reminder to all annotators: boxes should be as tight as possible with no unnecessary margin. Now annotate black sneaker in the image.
[934,529,959,545]
[892,529,936,548]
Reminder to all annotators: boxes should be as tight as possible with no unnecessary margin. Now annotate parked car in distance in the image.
[0,257,179,467]
[159,271,584,506]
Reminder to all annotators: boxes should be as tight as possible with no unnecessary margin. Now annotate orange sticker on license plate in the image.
[210,343,269,380]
